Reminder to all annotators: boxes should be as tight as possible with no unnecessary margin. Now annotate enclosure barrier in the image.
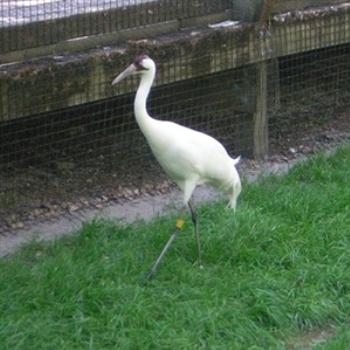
[0,0,232,55]
[0,1,350,231]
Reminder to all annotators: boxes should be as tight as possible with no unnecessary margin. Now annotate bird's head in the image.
[112,55,156,86]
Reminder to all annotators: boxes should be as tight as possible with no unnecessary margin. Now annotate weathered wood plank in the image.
[271,0,346,14]
[254,60,268,160]
[0,21,180,64]
[232,0,346,23]
[1,3,350,121]
[0,11,232,63]
[0,0,231,55]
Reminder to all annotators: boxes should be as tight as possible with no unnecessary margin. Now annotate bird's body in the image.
[112,55,241,279]
[119,55,241,209]
[144,119,241,206]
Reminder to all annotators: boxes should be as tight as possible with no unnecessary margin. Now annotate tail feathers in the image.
[232,155,241,166]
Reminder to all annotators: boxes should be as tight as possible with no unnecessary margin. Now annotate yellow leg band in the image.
[176,219,185,230]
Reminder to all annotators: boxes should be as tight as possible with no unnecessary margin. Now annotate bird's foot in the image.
[139,269,155,286]
[146,270,156,281]
[193,260,204,270]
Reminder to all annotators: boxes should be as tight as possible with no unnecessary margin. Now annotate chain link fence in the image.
[0,1,350,232]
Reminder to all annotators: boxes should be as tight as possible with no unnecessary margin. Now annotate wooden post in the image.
[257,0,273,27]
[271,58,281,110]
[254,60,269,160]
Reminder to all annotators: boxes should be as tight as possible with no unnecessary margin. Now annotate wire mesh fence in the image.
[0,0,232,54]
[0,1,350,232]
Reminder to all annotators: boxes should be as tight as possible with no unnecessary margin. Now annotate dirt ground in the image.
[0,104,349,235]
[0,102,349,257]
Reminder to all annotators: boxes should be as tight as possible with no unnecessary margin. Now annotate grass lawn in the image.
[1,146,350,349]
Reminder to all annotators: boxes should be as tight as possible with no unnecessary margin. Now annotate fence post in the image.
[253,60,269,160]
[271,58,281,110]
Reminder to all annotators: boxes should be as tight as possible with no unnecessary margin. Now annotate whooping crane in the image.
[112,55,241,280]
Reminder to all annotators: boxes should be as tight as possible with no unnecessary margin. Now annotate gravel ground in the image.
[0,109,349,257]
[0,73,349,252]
[3,104,349,229]
[0,151,311,258]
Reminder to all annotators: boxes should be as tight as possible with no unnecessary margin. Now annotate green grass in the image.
[314,327,350,350]
[1,146,350,349]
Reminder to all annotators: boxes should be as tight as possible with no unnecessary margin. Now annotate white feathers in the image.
[112,55,242,209]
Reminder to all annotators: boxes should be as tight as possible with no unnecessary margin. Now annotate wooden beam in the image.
[0,21,179,65]
[0,10,231,64]
[0,0,232,55]
[271,0,346,14]
[254,60,269,160]
[1,3,350,121]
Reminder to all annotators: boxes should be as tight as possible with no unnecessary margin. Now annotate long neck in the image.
[134,68,156,134]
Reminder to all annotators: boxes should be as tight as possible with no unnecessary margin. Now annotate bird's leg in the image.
[145,218,185,281]
[188,201,203,269]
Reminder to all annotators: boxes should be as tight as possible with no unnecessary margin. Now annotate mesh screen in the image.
[0,0,231,53]
[0,1,350,232]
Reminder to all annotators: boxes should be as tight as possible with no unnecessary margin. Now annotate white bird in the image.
[112,55,241,279]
